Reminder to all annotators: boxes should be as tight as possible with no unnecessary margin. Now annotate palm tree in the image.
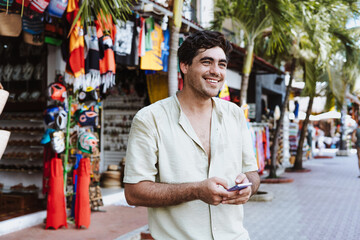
[292,1,360,170]
[324,27,360,155]
[168,0,184,97]
[212,0,290,106]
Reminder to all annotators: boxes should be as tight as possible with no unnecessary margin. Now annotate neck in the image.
[177,90,213,113]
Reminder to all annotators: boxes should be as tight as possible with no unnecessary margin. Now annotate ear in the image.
[179,62,188,75]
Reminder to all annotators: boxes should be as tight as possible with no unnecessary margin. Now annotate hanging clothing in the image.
[114,15,139,67]
[45,157,68,230]
[161,29,170,72]
[84,25,101,90]
[65,0,85,92]
[144,17,154,51]
[75,157,91,228]
[96,15,116,94]
[265,126,271,160]
[140,23,164,71]
[71,154,82,218]
[146,73,168,103]
[42,145,56,194]
[138,17,146,57]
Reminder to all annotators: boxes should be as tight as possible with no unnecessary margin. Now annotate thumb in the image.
[235,174,248,184]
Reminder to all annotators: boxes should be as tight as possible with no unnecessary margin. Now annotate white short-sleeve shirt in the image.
[124,95,258,240]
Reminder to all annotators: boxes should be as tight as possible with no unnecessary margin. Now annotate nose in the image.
[209,63,221,77]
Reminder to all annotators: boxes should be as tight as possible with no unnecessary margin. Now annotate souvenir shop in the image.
[0,0,204,229]
[0,0,287,231]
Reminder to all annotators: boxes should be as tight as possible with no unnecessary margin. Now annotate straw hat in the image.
[0,130,11,160]
[0,89,9,115]
[0,12,22,37]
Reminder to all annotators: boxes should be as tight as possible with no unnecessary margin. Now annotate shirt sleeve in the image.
[123,113,159,184]
[239,108,258,173]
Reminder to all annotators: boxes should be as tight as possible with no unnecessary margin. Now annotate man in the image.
[124,30,260,239]
[352,123,360,177]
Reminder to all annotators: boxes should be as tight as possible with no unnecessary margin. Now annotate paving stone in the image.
[244,153,360,240]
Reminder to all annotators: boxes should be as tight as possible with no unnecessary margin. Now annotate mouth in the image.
[204,78,221,84]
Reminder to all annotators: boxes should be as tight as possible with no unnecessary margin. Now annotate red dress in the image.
[75,157,91,228]
[46,157,68,229]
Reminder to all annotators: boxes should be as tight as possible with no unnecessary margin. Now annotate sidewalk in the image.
[1,150,359,240]
[245,150,360,240]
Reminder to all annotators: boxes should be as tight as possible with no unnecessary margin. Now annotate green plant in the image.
[69,0,133,33]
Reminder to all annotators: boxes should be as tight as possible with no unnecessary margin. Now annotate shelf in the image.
[0,169,43,174]
[3,101,47,112]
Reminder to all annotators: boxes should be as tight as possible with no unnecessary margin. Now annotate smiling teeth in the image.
[208,80,218,83]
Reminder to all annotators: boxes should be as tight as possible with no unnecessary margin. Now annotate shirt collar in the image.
[174,94,224,124]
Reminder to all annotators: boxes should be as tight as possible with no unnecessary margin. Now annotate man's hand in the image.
[197,177,231,205]
[221,173,252,205]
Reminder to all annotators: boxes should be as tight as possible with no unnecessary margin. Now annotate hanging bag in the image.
[0,12,22,37]
[47,0,67,18]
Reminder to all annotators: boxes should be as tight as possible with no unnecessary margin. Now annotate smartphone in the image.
[227,182,252,191]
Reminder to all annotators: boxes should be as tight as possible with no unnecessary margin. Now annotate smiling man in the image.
[124,30,260,239]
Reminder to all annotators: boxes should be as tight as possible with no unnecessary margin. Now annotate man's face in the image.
[180,47,227,99]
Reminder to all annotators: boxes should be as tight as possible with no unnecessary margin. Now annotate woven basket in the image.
[0,12,21,37]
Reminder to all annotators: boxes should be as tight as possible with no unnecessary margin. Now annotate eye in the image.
[219,62,227,68]
[202,60,211,65]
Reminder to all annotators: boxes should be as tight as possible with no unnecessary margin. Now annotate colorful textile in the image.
[146,73,168,103]
[22,15,44,35]
[84,25,101,89]
[96,15,116,93]
[138,17,145,57]
[140,23,163,71]
[256,131,265,174]
[65,0,85,91]
[45,157,68,230]
[161,29,170,72]
[218,83,230,101]
[75,157,91,228]
[48,0,68,18]
[30,0,50,14]
[42,145,56,194]
[71,154,81,218]
[144,17,154,51]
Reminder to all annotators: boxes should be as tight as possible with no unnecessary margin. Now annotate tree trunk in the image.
[168,0,183,97]
[168,24,181,96]
[293,95,314,170]
[338,102,347,151]
[268,58,296,178]
[239,43,254,106]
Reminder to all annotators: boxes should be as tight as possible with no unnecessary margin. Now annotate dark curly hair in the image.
[178,30,233,80]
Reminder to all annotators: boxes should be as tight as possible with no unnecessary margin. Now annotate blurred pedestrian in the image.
[352,123,360,177]
[123,30,260,239]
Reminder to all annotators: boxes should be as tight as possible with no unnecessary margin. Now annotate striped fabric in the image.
[22,15,44,34]
[0,0,13,7]
[30,0,50,13]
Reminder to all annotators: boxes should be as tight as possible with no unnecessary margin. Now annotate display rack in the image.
[101,94,146,172]
[0,112,44,188]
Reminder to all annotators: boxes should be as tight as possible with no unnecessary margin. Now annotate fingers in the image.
[235,173,248,184]
[221,186,252,205]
